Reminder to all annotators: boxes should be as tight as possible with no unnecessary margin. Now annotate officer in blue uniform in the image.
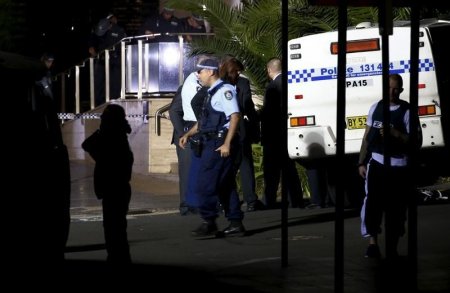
[139,7,181,42]
[169,71,207,215]
[179,58,245,237]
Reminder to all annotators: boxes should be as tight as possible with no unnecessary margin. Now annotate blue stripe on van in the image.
[288,59,434,84]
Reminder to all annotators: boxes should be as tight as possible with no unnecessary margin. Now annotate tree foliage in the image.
[166,0,447,94]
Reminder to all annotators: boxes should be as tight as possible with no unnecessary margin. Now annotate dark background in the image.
[1,0,159,71]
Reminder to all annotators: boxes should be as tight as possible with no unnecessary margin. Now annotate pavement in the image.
[62,160,450,291]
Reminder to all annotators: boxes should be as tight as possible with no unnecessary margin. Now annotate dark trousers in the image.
[236,140,258,204]
[195,137,243,221]
[186,153,200,208]
[363,159,410,254]
[263,144,303,208]
[102,186,131,264]
[175,143,192,208]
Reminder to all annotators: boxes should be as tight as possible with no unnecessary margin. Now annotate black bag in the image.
[189,137,203,157]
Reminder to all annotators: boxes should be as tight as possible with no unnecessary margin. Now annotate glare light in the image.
[161,46,180,67]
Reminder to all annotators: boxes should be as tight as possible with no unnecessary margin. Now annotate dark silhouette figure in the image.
[5,53,71,274]
[82,104,134,264]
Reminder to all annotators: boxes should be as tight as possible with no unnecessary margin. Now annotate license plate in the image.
[347,116,367,130]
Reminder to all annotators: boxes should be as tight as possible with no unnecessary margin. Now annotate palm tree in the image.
[166,0,419,94]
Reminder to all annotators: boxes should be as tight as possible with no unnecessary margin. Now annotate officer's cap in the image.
[192,14,203,22]
[196,58,219,72]
[163,7,175,14]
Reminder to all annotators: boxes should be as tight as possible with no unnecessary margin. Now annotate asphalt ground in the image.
[60,160,450,292]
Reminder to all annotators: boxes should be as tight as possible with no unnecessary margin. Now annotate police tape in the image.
[57,113,149,120]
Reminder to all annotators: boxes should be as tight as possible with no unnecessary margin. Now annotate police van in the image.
[287,19,450,202]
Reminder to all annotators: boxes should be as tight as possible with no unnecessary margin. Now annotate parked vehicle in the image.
[287,19,450,205]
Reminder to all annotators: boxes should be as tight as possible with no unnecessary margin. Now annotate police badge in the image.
[224,90,233,100]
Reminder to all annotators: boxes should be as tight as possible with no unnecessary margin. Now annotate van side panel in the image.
[287,23,447,160]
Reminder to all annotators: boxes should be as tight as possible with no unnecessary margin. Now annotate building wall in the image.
[62,98,177,175]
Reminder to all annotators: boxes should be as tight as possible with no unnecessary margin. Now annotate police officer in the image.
[179,58,245,237]
[181,14,207,42]
[139,7,181,42]
[169,70,206,215]
[219,56,265,212]
[88,13,126,106]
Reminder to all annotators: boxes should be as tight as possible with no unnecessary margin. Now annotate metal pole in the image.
[89,58,95,109]
[408,2,420,291]
[138,39,143,100]
[178,35,184,86]
[105,50,110,102]
[121,41,126,99]
[281,0,289,268]
[75,65,80,114]
[379,0,393,260]
[335,1,347,292]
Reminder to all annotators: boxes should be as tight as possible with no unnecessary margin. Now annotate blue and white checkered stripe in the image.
[288,58,434,84]
[57,113,147,120]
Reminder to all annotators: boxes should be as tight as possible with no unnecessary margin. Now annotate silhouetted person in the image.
[8,54,71,273]
[82,104,134,264]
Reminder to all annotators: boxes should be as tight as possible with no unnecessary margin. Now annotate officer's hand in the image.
[88,47,97,57]
[179,136,188,149]
[145,30,155,38]
[216,144,230,158]
[358,165,367,179]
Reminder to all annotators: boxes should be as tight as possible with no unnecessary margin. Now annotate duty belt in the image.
[202,130,227,140]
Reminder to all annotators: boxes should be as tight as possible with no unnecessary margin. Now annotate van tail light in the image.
[290,116,316,127]
[418,105,436,116]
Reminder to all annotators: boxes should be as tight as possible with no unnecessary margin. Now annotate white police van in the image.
[287,19,450,204]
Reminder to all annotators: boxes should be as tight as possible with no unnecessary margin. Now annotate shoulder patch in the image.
[224,90,233,100]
